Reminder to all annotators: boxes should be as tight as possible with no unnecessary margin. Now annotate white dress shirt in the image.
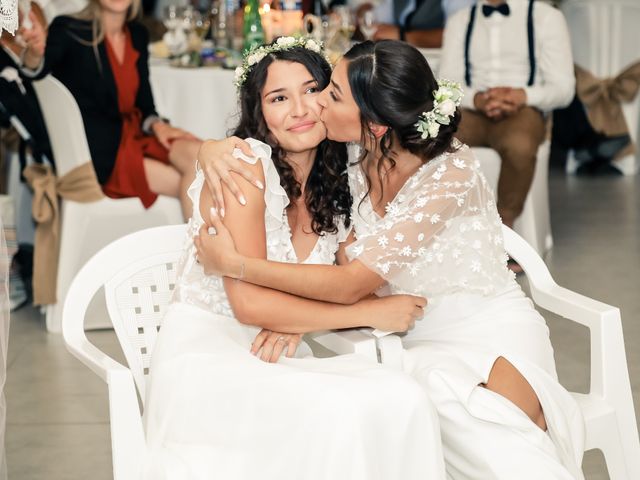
[439,0,575,112]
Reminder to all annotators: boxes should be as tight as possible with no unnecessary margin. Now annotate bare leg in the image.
[143,158,180,199]
[483,356,547,431]
[169,139,201,219]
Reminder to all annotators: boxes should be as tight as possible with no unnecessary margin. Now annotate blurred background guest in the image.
[1,2,51,310]
[350,0,445,47]
[20,0,201,219]
[441,0,475,19]
[36,0,89,22]
[439,0,574,267]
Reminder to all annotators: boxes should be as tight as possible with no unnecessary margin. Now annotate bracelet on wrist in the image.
[238,261,245,280]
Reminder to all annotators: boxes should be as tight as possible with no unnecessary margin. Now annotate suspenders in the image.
[464,0,536,87]
[526,0,535,86]
[464,4,477,87]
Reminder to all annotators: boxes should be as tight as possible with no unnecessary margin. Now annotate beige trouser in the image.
[456,107,546,227]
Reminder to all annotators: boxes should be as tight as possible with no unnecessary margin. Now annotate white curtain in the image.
[0,202,9,479]
[1,0,18,35]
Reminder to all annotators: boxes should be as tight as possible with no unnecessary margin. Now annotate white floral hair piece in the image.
[233,36,326,90]
[415,79,464,140]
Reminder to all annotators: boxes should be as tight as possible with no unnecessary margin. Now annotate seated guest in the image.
[351,0,445,47]
[19,0,200,219]
[2,2,52,166]
[439,0,574,254]
[441,0,475,19]
[1,4,53,310]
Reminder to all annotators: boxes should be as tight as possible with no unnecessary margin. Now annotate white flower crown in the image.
[415,79,464,140]
[234,36,327,89]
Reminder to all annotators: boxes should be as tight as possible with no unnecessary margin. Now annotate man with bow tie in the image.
[439,0,574,256]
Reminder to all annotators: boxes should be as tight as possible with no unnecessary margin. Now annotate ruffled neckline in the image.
[189,138,289,234]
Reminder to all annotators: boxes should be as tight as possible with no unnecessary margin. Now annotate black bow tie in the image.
[482,3,510,17]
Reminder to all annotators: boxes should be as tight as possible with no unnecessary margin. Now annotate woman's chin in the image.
[282,131,326,152]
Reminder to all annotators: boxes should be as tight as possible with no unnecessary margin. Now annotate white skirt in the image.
[402,282,586,480]
[142,302,446,480]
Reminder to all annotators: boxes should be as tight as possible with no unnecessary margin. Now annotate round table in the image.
[149,63,239,140]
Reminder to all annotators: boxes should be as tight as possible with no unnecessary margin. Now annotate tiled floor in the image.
[4,166,639,479]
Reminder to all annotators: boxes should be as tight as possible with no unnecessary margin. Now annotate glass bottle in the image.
[243,0,266,52]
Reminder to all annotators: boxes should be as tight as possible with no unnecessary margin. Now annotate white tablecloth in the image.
[149,50,441,141]
[150,63,239,140]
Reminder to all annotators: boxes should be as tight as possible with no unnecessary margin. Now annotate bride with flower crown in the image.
[142,38,445,480]
[196,40,586,480]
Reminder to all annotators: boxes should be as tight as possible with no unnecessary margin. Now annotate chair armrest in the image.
[65,335,130,382]
[306,329,378,361]
[530,281,629,400]
[376,335,404,369]
[530,282,620,330]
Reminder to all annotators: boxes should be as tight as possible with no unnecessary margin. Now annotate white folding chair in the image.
[32,76,184,332]
[473,140,553,256]
[62,224,379,480]
[376,225,640,479]
[562,0,640,175]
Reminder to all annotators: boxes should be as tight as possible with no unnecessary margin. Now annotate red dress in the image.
[102,29,170,208]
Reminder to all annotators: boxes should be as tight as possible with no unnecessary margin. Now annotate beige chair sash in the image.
[23,162,104,305]
[575,61,640,159]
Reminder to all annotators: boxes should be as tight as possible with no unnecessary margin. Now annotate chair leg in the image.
[598,438,635,480]
[46,303,63,333]
[616,411,640,479]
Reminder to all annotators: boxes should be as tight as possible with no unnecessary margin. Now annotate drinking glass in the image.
[163,5,182,32]
[333,5,355,40]
[357,9,377,41]
[193,10,212,40]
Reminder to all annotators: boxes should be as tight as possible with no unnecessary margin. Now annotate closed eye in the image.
[329,91,338,101]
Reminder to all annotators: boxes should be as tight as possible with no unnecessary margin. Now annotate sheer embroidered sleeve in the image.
[346,146,513,297]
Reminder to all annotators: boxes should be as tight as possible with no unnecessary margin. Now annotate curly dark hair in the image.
[343,40,461,208]
[231,45,351,236]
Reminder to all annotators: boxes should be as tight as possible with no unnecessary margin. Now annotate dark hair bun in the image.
[344,40,460,162]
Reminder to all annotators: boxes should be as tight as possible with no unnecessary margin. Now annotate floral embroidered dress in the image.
[142,139,446,480]
[346,140,586,480]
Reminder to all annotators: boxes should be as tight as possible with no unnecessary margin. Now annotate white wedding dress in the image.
[346,140,586,480]
[142,139,445,480]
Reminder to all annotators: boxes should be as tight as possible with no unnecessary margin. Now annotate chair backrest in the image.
[562,0,640,76]
[32,75,93,177]
[63,224,187,401]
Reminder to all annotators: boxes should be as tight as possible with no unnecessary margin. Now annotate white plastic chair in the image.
[32,76,184,332]
[562,0,640,175]
[62,224,379,480]
[376,225,640,479]
[473,140,553,256]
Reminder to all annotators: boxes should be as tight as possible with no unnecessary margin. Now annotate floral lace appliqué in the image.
[346,143,514,299]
